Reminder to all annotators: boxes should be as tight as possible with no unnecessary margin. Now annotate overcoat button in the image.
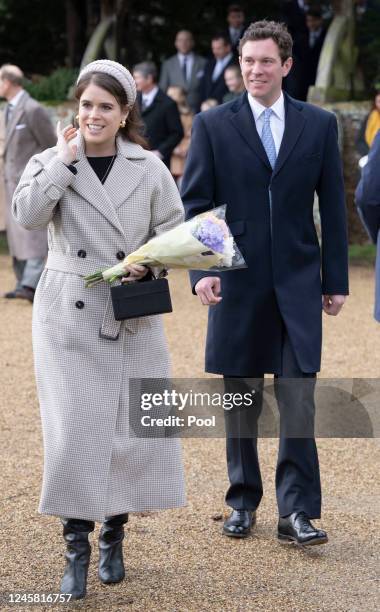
[75,300,84,309]
[77,250,86,258]
[116,251,125,260]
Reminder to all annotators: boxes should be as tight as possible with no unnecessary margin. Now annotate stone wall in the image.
[327,101,371,244]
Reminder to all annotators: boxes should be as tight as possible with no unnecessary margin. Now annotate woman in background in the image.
[167,86,193,186]
[356,88,380,157]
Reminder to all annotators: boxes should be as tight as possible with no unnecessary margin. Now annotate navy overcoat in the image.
[181,92,349,375]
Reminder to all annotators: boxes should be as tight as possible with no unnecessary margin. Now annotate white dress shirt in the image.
[212,53,233,82]
[247,91,285,155]
[177,52,194,81]
[142,86,159,109]
[6,88,25,123]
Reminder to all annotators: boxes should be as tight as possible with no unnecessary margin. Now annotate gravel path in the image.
[0,256,379,611]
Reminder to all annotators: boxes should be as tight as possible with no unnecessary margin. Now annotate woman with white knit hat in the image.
[12,60,186,599]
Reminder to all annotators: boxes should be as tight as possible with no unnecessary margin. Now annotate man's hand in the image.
[195,277,222,306]
[322,294,346,316]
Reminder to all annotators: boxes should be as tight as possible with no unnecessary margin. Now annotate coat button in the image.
[116,251,125,260]
[75,300,84,309]
[77,249,86,258]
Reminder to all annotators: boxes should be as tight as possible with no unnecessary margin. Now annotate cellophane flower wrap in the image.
[84,205,247,287]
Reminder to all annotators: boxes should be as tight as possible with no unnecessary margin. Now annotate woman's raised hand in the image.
[56,121,78,165]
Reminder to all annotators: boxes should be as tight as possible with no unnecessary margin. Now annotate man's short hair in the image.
[211,33,231,46]
[228,4,244,15]
[133,61,158,83]
[0,64,24,85]
[306,8,323,19]
[238,20,293,64]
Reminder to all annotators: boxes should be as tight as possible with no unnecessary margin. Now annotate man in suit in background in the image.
[134,62,183,168]
[0,64,55,302]
[226,4,247,57]
[182,21,348,546]
[199,34,236,105]
[159,30,206,113]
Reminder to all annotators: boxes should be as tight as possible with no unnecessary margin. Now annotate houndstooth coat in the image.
[12,136,186,521]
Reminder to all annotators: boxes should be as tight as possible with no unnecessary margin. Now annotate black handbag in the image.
[110,272,172,321]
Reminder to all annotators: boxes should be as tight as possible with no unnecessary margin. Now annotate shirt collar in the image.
[142,86,159,104]
[8,88,25,108]
[216,52,233,66]
[177,52,194,61]
[248,90,285,122]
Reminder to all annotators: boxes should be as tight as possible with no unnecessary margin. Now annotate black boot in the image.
[98,513,128,584]
[60,518,95,599]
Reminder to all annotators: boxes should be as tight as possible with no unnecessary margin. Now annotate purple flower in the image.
[193,218,226,253]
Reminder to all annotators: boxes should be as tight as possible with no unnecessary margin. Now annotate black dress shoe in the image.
[3,287,34,302]
[223,510,256,538]
[278,511,328,546]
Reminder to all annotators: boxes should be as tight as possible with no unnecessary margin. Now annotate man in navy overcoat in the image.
[181,21,348,546]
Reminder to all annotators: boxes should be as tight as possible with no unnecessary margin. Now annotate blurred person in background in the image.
[167,86,193,186]
[223,64,245,102]
[355,130,380,322]
[287,7,327,101]
[200,98,219,112]
[199,33,236,105]
[159,30,206,113]
[356,88,380,157]
[134,61,183,167]
[225,4,247,57]
[0,64,55,302]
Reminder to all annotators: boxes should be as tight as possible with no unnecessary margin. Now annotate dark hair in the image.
[238,20,293,64]
[211,33,231,46]
[133,61,158,83]
[228,3,244,14]
[306,9,323,19]
[372,88,380,110]
[75,71,148,148]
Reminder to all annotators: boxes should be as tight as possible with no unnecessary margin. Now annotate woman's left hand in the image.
[121,264,149,282]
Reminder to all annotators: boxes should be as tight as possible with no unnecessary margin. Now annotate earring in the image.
[120,119,126,128]
[75,114,79,121]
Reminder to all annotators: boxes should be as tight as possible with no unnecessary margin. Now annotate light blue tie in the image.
[261,108,277,169]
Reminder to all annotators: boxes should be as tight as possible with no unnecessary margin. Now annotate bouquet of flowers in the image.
[84,205,247,287]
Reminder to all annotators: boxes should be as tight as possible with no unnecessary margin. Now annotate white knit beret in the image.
[77,59,137,106]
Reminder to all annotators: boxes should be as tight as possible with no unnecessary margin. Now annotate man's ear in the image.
[282,56,293,77]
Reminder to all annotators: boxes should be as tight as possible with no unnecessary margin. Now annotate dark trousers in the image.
[224,331,321,519]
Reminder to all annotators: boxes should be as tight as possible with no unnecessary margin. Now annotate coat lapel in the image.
[272,94,306,178]
[4,91,28,153]
[71,136,147,235]
[229,93,272,171]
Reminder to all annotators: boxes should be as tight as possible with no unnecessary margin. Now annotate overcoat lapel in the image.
[71,136,147,235]
[272,95,306,178]
[229,93,272,171]
[4,91,28,153]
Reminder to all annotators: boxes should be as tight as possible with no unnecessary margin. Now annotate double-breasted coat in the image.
[12,136,186,521]
[1,91,56,259]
